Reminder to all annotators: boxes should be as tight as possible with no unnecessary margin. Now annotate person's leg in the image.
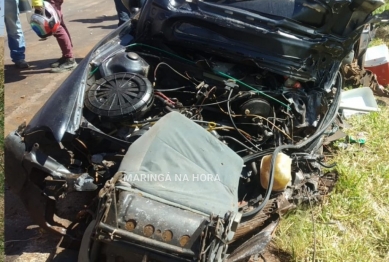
[114,0,131,27]
[52,5,73,59]
[50,2,77,72]
[4,0,29,68]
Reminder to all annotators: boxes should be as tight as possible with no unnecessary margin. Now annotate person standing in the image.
[113,0,131,27]
[4,0,30,69]
[32,0,77,73]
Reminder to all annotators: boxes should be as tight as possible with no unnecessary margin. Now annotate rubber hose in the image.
[242,72,342,218]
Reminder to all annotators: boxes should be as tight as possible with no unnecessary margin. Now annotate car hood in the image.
[135,0,384,81]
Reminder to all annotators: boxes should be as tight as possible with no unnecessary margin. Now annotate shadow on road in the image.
[70,15,117,24]
[70,15,118,30]
[5,187,79,261]
[4,58,84,84]
[4,188,63,261]
[89,24,117,30]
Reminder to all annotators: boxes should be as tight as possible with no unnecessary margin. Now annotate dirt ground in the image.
[4,1,119,261]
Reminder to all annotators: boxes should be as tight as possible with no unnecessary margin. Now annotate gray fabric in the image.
[119,112,243,216]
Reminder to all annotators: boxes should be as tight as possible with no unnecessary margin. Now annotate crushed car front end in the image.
[4,0,388,261]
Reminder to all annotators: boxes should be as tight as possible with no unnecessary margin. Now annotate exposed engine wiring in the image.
[185,71,202,83]
[200,86,217,106]
[82,41,344,246]
[242,72,342,218]
[212,127,252,139]
[89,66,99,77]
[212,93,294,141]
[154,86,189,92]
[153,62,197,86]
[155,92,176,105]
[154,94,175,107]
[272,107,276,132]
[180,98,237,108]
[246,114,294,142]
[90,41,336,190]
[162,92,242,108]
[219,136,257,153]
[227,90,260,151]
[123,43,290,109]
[90,42,289,111]
[192,120,223,126]
[216,71,291,110]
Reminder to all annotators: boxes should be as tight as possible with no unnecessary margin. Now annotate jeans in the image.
[4,0,26,62]
[114,0,131,27]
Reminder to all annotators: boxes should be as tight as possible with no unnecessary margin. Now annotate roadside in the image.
[0,38,4,261]
[3,1,118,261]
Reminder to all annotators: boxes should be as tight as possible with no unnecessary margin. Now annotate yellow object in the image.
[207,122,217,131]
[259,153,292,191]
[31,0,44,7]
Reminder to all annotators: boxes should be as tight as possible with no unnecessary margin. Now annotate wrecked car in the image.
[5,0,388,261]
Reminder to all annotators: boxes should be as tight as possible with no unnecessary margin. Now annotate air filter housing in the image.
[85,73,154,122]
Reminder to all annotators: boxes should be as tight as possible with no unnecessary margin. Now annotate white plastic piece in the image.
[364,44,389,67]
[340,87,379,118]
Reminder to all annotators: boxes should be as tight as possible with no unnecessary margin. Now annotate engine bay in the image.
[85,45,330,150]
[69,43,339,214]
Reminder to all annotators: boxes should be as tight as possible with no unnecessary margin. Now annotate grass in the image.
[274,8,389,259]
[369,26,389,48]
[373,0,389,15]
[275,107,389,261]
[370,0,389,47]
[274,2,389,259]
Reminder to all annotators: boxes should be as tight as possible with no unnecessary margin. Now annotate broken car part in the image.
[4,0,387,261]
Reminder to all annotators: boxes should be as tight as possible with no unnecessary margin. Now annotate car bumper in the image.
[5,130,70,236]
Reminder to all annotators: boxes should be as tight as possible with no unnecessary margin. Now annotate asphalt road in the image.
[4,1,120,261]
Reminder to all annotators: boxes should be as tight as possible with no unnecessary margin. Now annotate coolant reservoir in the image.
[259,153,292,191]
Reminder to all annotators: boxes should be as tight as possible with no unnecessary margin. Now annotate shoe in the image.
[14,59,30,69]
[50,57,67,68]
[51,58,78,73]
